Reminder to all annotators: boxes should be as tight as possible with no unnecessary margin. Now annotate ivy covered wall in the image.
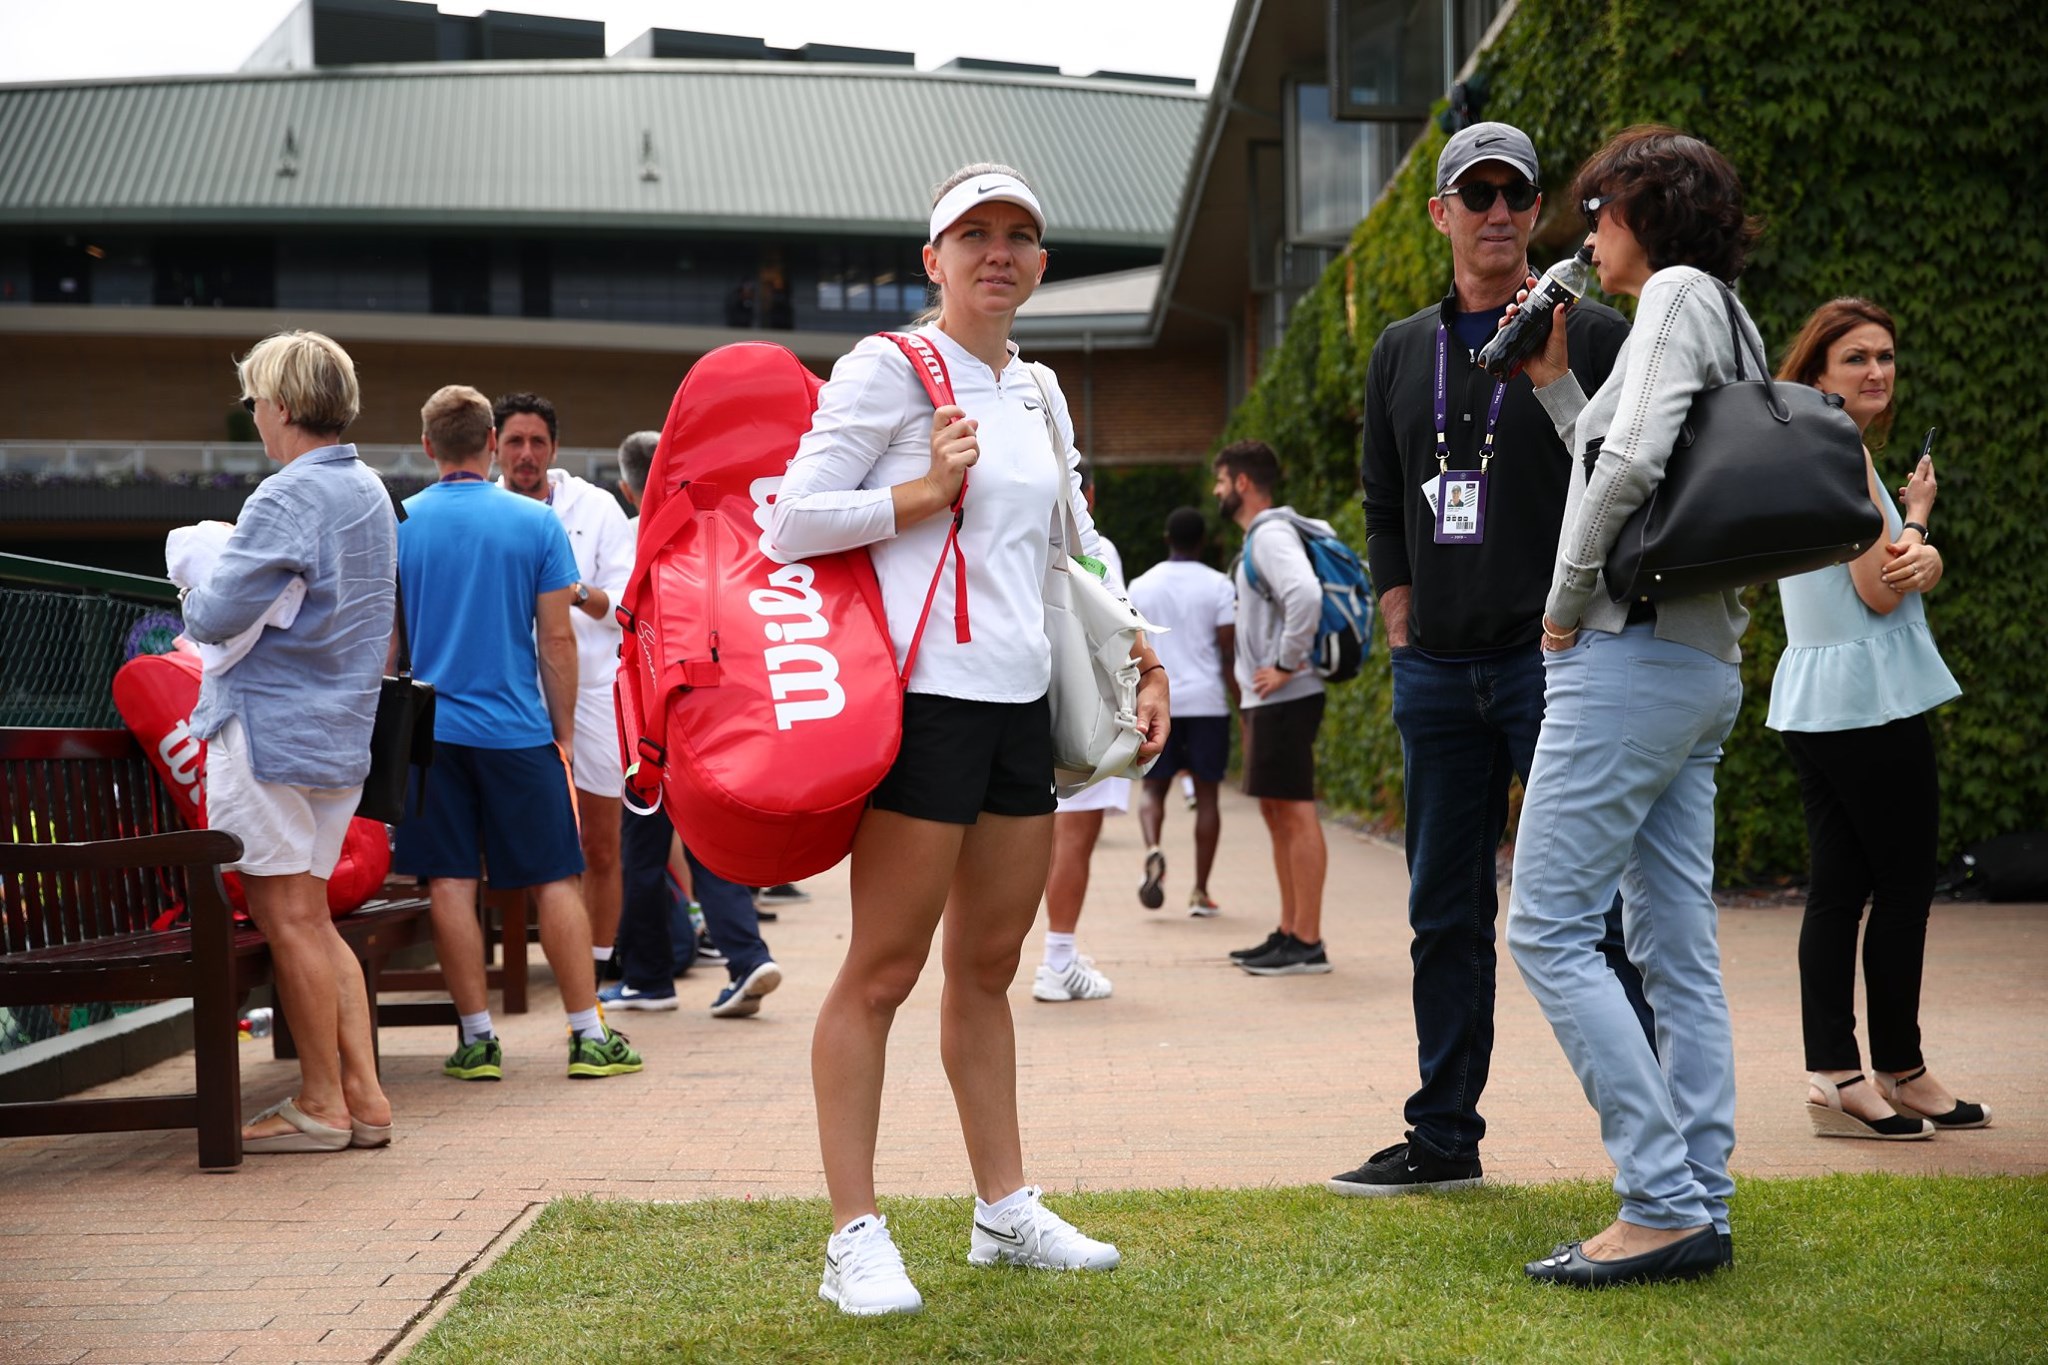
[1221,0,2046,880]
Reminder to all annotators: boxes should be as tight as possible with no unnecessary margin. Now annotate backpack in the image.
[614,335,961,886]
[1239,510,1374,683]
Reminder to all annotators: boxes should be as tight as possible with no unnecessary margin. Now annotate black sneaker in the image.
[695,930,726,965]
[1228,929,1287,963]
[1326,1137,1483,1196]
[1239,935,1331,976]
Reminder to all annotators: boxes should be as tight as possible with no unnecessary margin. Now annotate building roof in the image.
[0,60,1203,247]
[1011,264,1158,346]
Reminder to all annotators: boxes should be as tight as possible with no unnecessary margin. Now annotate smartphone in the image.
[1918,427,1938,463]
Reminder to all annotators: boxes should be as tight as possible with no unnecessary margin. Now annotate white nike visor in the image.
[929,173,1047,242]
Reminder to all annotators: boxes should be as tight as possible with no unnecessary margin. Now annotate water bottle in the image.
[1477,247,1593,381]
[242,1007,274,1039]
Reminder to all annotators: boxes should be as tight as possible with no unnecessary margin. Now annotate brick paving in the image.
[3,784,2042,1363]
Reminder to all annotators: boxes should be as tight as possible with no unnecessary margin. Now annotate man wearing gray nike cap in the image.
[1335,121,1648,1196]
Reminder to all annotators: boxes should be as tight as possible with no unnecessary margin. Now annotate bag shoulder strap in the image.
[1709,277,1788,420]
[388,491,413,679]
[875,331,973,680]
[1024,364,1086,562]
[1237,511,1303,602]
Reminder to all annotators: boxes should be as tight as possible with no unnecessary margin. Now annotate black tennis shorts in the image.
[1241,693,1325,802]
[869,692,1058,825]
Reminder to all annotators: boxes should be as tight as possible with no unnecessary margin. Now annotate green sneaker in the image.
[567,1026,643,1079]
[443,1034,503,1081]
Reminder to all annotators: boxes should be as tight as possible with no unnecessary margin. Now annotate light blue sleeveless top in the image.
[1767,480,1960,732]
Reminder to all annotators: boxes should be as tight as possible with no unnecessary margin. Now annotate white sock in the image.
[459,1010,495,1044]
[1043,932,1077,973]
[592,944,614,963]
[835,1214,875,1240]
[977,1186,1034,1217]
[567,1005,605,1041]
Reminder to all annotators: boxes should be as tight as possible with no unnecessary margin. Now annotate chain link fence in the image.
[2,556,182,1055]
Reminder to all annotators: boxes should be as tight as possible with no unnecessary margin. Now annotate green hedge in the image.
[1221,0,2048,881]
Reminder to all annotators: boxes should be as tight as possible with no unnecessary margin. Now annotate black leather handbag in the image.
[1603,280,1882,603]
[355,512,435,824]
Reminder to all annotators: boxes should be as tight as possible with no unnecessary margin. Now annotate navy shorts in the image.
[393,741,586,889]
[1242,693,1325,802]
[1143,714,1231,786]
[869,693,1058,825]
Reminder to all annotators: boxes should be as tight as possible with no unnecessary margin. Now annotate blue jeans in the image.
[1507,625,1743,1231]
[618,804,770,989]
[1391,645,1651,1162]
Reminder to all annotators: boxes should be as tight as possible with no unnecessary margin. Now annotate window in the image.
[815,244,925,318]
[1288,83,1422,244]
[1329,0,1447,121]
[1329,0,1506,121]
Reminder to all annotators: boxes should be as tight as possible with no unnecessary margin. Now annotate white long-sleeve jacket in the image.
[769,326,1100,703]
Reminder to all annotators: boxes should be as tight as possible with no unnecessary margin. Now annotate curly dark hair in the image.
[1572,125,1762,283]
[492,391,558,442]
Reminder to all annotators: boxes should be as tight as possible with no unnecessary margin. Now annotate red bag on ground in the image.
[615,336,961,885]
[111,646,390,918]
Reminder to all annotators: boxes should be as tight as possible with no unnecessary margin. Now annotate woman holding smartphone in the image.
[1769,298,1987,1140]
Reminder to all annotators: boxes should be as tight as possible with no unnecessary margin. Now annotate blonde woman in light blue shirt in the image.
[1770,298,1988,1142]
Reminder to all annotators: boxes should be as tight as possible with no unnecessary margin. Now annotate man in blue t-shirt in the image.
[393,385,644,1082]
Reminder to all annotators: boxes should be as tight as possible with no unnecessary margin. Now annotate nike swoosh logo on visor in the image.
[977,182,1003,194]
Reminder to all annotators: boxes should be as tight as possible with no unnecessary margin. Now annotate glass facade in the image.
[0,231,1151,334]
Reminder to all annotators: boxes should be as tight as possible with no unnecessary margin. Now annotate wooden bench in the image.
[0,727,435,1168]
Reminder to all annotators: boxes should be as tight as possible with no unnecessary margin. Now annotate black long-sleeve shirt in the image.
[1360,286,1630,656]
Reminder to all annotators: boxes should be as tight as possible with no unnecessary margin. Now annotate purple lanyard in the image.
[439,470,485,484]
[1434,325,1507,473]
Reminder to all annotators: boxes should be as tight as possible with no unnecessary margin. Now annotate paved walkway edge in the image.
[383,1200,545,1363]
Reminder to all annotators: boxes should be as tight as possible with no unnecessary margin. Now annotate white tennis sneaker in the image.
[969,1186,1121,1270]
[1032,956,1113,1002]
[819,1215,922,1316]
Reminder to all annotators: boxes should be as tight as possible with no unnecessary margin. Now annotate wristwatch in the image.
[572,582,590,607]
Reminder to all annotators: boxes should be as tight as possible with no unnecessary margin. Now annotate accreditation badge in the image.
[1433,469,1488,544]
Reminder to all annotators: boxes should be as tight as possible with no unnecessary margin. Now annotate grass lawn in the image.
[409,1175,2047,1363]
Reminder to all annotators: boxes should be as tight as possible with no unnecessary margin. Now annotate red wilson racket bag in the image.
[615,336,961,885]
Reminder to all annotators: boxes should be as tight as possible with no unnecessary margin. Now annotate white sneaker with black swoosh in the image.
[819,1214,922,1316]
[968,1186,1120,1271]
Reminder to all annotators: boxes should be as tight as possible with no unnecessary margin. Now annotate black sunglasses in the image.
[1581,193,1613,228]
[1452,180,1539,213]
[241,396,258,414]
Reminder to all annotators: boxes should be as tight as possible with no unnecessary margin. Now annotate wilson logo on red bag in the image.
[112,645,391,919]
[615,336,957,886]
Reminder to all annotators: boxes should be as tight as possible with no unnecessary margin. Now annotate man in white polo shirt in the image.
[1129,506,1238,916]
[494,392,635,973]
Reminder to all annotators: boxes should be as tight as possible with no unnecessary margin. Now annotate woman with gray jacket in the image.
[1499,126,1760,1287]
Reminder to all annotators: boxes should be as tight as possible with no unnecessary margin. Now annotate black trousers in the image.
[1782,714,1940,1073]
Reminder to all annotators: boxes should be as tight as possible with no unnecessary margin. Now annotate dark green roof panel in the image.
[0,62,1203,246]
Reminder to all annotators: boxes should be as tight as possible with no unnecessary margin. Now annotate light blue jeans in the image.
[1507,624,1743,1232]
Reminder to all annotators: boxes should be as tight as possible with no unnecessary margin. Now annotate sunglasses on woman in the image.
[1581,193,1613,228]
[1451,180,1539,213]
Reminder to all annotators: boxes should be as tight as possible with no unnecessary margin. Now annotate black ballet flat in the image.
[1524,1226,1724,1288]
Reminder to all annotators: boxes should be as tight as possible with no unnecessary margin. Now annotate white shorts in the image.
[205,717,361,878]
[1056,776,1130,814]
[571,688,624,799]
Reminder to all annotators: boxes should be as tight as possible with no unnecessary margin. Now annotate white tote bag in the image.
[1027,366,1166,798]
